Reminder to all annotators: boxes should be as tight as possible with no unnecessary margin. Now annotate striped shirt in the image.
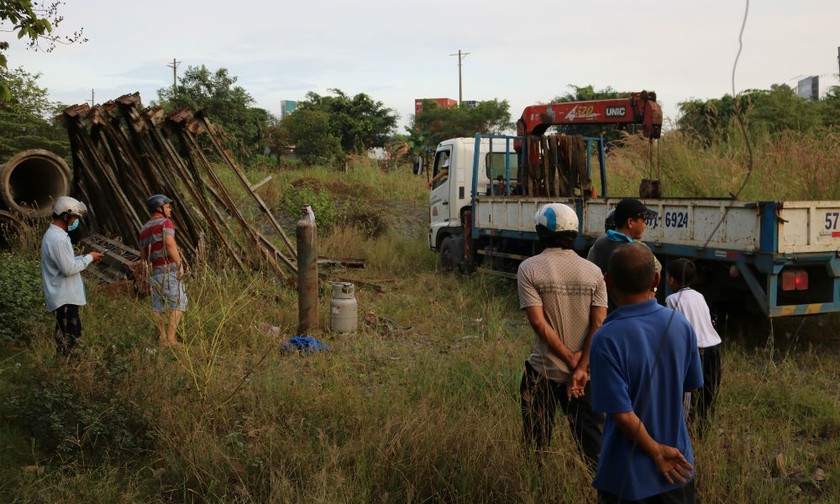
[138,217,177,275]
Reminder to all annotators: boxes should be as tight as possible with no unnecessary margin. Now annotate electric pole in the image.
[449,49,470,105]
[168,58,181,92]
[87,89,94,106]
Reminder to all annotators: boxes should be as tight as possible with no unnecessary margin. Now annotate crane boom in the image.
[516,90,662,139]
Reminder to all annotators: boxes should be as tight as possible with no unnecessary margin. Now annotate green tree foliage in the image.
[155,65,269,157]
[296,89,397,154]
[822,86,840,129]
[0,66,68,160]
[407,98,512,154]
[281,108,342,165]
[550,84,623,103]
[677,84,831,144]
[676,95,739,144]
[0,1,86,100]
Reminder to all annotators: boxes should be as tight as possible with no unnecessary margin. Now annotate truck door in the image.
[429,149,452,249]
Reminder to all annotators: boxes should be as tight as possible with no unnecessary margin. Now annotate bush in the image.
[6,356,154,462]
[0,252,48,342]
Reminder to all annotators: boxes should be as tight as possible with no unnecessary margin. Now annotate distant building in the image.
[280,100,297,118]
[464,100,479,109]
[414,98,458,116]
[797,76,819,101]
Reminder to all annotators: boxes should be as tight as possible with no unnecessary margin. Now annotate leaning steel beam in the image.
[142,108,246,270]
[176,124,287,276]
[196,113,297,259]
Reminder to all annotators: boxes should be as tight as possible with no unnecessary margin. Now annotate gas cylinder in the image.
[330,282,357,333]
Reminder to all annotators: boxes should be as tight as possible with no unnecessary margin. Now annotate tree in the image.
[296,89,397,154]
[746,84,822,133]
[407,98,512,155]
[676,95,739,145]
[0,66,68,160]
[155,65,268,157]
[550,84,623,103]
[280,108,342,166]
[677,84,826,144]
[0,1,86,100]
[822,86,840,129]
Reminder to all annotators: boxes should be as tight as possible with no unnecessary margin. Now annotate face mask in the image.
[67,218,80,232]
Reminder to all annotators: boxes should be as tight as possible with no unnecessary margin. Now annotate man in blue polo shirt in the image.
[590,242,703,503]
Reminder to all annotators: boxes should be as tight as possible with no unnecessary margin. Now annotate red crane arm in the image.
[516,91,662,139]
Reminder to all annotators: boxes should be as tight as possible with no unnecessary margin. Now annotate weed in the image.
[0,251,49,343]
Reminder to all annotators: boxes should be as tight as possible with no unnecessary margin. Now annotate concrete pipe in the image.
[0,149,72,218]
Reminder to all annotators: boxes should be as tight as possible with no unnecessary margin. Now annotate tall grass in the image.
[2,137,840,502]
[604,126,840,200]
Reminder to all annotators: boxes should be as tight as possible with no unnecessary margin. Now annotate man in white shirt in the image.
[41,196,103,355]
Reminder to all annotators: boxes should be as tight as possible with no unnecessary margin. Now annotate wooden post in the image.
[297,218,318,335]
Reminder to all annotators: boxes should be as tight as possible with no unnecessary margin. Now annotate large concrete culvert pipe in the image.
[0,149,72,218]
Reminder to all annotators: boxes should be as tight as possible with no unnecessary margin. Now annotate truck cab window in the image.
[430,151,451,189]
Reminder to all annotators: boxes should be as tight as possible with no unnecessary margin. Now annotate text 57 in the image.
[825,212,840,230]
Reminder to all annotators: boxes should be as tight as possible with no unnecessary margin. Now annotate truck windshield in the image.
[485,152,519,181]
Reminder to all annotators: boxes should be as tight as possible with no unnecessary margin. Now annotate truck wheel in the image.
[440,237,455,272]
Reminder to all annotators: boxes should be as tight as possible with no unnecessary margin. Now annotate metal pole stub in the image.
[296,218,318,335]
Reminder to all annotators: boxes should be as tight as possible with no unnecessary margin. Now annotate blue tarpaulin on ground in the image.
[282,337,330,354]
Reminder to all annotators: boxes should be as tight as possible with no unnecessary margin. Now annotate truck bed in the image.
[474,196,840,255]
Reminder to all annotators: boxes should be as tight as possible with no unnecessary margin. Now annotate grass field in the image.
[1,130,839,503]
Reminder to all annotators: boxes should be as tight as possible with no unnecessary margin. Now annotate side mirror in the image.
[412,156,423,175]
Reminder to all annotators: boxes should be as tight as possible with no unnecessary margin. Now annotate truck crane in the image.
[427,92,840,319]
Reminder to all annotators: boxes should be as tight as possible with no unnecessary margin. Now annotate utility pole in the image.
[88,89,94,106]
[449,49,470,105]
[837,46,839,77]
[167,58,181,92]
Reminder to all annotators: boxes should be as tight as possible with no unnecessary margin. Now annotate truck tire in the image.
[440,237,455,272]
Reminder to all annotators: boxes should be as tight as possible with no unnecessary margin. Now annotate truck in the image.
[428,93,840,318]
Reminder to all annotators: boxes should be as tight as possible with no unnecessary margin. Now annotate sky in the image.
[6,0,840,132]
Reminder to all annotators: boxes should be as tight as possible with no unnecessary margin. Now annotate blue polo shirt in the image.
[590,299,703,501]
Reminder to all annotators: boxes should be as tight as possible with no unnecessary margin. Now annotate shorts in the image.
[150,271,188,313]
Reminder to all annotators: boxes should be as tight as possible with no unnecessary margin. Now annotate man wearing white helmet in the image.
[40,196,104,355]
[517,202,608,470]
[139,194,187,348]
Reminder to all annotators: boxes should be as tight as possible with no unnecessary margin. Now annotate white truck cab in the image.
[428,137,519,258]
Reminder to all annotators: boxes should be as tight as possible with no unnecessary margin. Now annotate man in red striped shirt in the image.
[139,194,187,348]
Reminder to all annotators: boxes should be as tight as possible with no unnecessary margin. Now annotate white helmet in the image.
[53,196,88,218]
[534,203,578,232]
